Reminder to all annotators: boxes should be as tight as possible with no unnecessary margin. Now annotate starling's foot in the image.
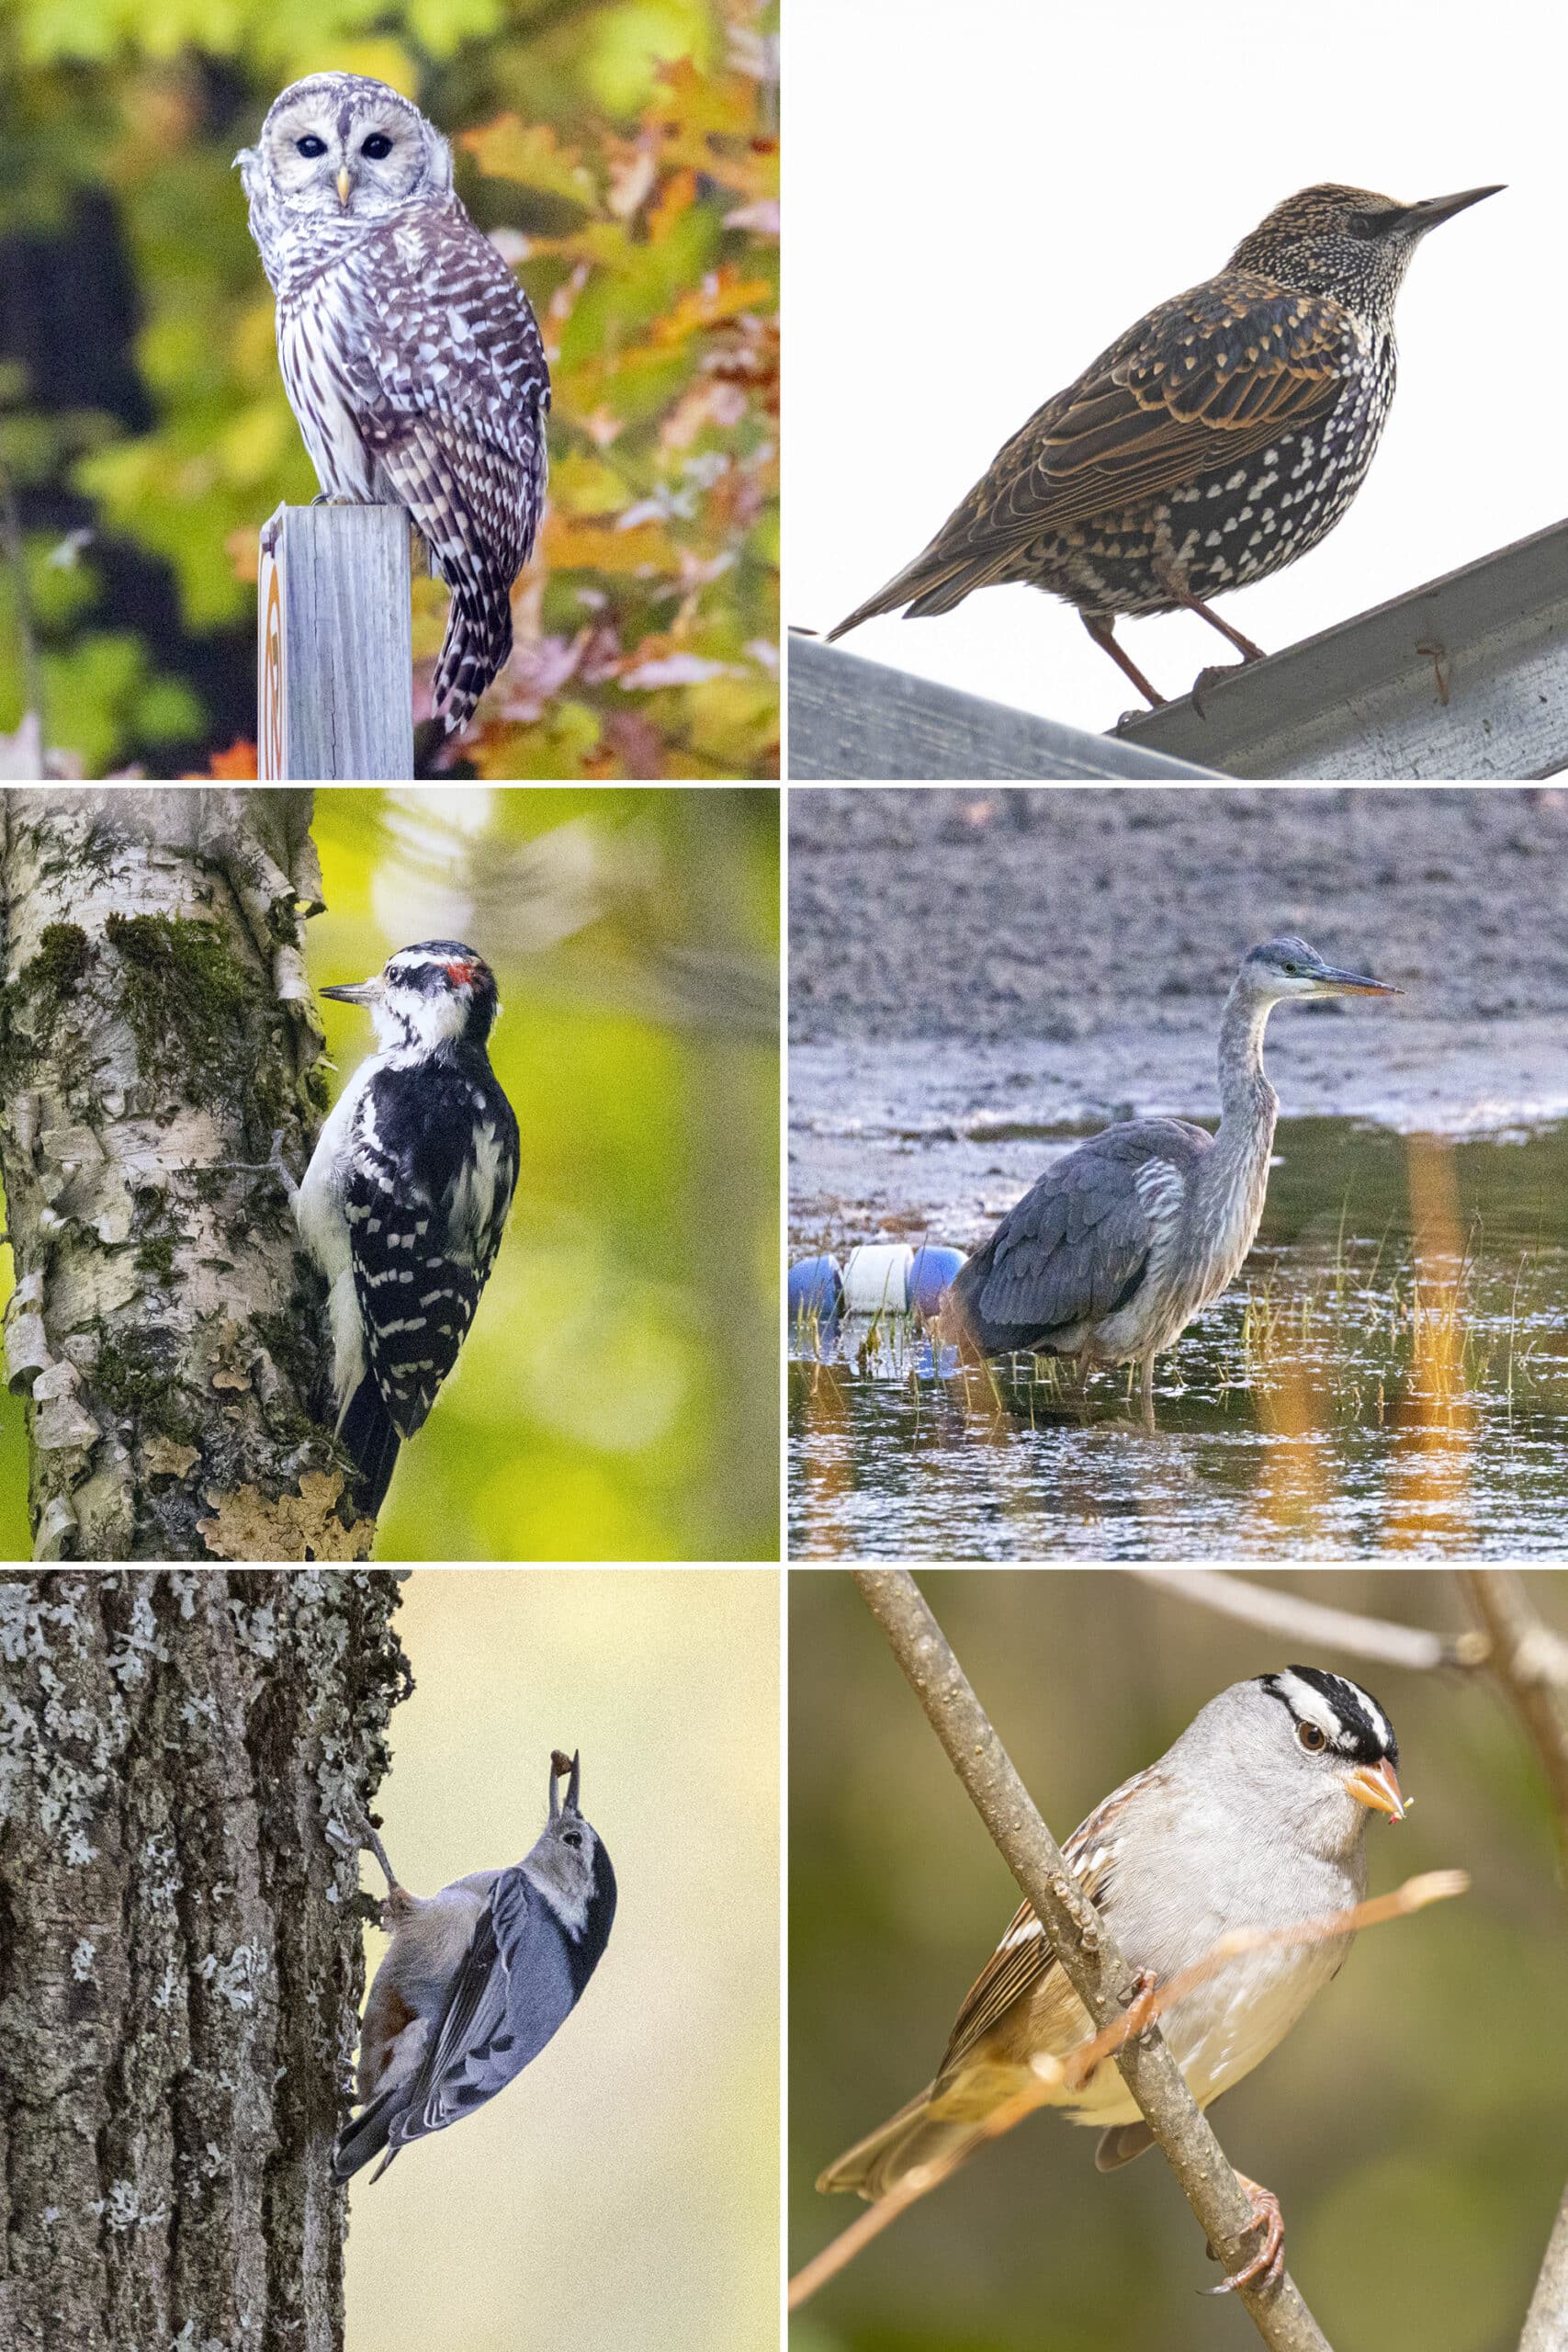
[1202,2172,1285,2295]
[1190,662,1247,718]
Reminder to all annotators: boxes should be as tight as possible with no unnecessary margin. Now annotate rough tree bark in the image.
[0,788,366,1562]
[0,1567,409,2352]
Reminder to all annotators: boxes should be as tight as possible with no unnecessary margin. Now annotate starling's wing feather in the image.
[835,276,1352,628]
[945,1121,1210,1355]
[385,1867,577,2160]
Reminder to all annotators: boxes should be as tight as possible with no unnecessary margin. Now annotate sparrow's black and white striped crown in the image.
[1260,1666,1397,1765]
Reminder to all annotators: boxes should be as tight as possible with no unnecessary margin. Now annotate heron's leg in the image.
[1081,615,1166,709]
[1178,594,1267,664]
[1139,1354,1156,1429]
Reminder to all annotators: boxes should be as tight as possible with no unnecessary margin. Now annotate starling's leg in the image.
[1082,615,1166,709]
[1179,596,1268,664]
[1203,2172,1286,2294]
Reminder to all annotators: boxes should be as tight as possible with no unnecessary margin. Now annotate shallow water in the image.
[788,1118,1568,1559]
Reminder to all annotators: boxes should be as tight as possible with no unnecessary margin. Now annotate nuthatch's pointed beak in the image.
[548,1747,580,1817]
[336,165,353,209]
[1345,1757,1405,1821]
[320,973,384,1005]
[564,1749,581,1815]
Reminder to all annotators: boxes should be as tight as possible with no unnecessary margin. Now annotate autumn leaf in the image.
[461,117,600,209]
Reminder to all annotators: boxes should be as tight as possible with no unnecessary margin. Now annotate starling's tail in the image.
[825,542,993,641]
[817,2085,991,2201]
[339,1376,401,1518]
[333,2081,404,2182]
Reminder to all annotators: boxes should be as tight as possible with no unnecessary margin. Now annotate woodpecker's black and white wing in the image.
[339,1051,519,1509]
[375,1855,615,2176]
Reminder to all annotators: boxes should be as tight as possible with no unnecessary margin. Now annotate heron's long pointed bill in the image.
[1400,185,1505,236]
[1345,1758,1405,1821]
[319,975,384,1004]
[1312,966,1402,997]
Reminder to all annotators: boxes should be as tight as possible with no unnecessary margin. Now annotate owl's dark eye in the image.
[1296,1721,1327,1752]
[296,135,327,158]
[362,133,393,160]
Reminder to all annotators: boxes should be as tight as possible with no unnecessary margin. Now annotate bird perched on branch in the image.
[941,937,1399,1412]
[238,74,549,732]
[820,1668,1404,2290]
[293,939,519,1516]
[334,1749,616,2183]
[829,182,1501,706]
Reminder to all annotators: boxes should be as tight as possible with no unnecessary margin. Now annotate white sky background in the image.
[785,0,1565,736]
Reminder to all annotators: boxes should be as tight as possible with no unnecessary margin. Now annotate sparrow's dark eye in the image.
[1346,211,1379,239]
[362,133,393,159]
[561,1828,583,1848]
[296,135,328,157]
[1296,1721,1327,1752]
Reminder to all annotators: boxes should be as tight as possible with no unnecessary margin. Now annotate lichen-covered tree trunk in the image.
[0,1568,409,2352]
[0,788,364,1561]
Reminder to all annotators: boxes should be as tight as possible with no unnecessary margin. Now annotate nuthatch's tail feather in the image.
[333,2081,404,2182]
[339,1376,401,1518]
[817,2085,987,2202]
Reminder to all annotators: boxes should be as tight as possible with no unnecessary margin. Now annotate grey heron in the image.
[941,937,1400,1415]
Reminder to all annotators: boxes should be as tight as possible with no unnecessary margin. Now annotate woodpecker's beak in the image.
[547,1748,581,1818]
[319,974,384,1005]
[1345,1757,1405,1821]
[336,165,353,209]
[1309,963,1402,998]
[1398,186,1505,236]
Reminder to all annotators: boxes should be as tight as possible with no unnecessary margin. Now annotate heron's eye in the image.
[362,133,393,159]
[296,135,328,157]
[561,1828,583,1849]
[1296,1721,1327,1752]
[1346,211,1379,239]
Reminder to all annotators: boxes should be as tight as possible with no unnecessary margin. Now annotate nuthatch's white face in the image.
[521,1750,608,1928]
[244,74,449,222]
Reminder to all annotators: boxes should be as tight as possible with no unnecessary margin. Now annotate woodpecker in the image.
[296,939,519,1516]
[333,1749,616,2182]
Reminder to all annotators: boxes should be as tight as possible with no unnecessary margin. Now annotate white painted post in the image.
[257,503,414,779]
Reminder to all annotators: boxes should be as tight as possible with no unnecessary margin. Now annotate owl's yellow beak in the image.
[336,166,353,209]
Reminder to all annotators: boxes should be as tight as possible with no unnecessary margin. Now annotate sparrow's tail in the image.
[816,2085,991,2203]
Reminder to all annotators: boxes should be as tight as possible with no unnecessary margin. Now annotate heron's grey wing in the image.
[960,1121,1210,1344]
[385,1867,576,2159]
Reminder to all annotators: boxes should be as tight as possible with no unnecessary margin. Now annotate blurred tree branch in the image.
[1521,2177,1568,2352]
[836,1566,1336,2352]
[1126,1567,1479,1673]
[1461,1572,1568,1838]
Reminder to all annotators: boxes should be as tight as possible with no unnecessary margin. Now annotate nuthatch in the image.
[333,1749,616,2182]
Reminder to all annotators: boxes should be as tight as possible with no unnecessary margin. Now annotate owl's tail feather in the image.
[817,2086,991,2202]
[433,588,513,735]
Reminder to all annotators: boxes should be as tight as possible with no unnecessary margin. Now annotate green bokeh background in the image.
[345,1566,780,2352]
[0,784,779,1561]
[790,1568,1568,2352]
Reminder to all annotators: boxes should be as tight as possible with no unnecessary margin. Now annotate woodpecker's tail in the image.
[339,1376,402,1518]
[817,2084,991,2201]
[333,2081,404,2183]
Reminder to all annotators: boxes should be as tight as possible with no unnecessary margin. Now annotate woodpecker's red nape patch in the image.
[443,959,479,986]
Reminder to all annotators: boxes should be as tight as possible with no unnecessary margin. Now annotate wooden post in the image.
[257,503,414,779]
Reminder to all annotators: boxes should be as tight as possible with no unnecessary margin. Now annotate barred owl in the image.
[237,74,548,734]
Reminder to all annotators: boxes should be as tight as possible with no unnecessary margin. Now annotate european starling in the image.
[828,184,1502,707]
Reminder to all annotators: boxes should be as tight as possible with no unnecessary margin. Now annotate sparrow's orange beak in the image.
[1345,1757,1404,1821]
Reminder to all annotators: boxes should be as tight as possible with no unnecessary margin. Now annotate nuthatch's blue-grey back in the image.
[333,1749,616,2182]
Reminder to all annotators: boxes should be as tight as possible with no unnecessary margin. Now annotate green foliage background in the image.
[790,1569,1568,2352]
[1,0,778,776]
[0,783,780,1561]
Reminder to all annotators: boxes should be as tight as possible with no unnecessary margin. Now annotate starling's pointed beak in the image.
[1309,963,1402,997]
[1346,1757,1405,1821]
[336,165,353,209]
[1402,185,1504,235]
[319,974,383,1004]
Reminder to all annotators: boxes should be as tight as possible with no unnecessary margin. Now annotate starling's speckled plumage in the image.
[829,183,1502,704]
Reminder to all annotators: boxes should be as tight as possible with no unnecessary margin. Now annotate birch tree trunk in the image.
[0,1566,409,2352]
[0,787,365,1562]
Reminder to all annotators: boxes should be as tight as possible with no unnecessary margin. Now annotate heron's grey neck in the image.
[1212,980,1280,1176]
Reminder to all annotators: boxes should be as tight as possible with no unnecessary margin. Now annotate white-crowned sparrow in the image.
[818,1666,1404,2290]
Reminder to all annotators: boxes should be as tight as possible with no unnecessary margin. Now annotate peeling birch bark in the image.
[0,788,367,1562]
[0,1567,410,2352]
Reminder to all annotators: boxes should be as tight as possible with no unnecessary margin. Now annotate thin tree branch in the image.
[790,1871,1467,2315]
[1520,2176,1568,2352]
[841,1567,1335,2352]
[1461,1572,1568,1838]
[1126,1567,1481,1674]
